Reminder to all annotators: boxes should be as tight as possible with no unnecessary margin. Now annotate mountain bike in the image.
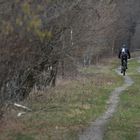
[121,59,127,76]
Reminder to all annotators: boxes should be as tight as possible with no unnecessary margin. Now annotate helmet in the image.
[122,44,126,47]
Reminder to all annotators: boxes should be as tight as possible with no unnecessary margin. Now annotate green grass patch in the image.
[104,59,140,140]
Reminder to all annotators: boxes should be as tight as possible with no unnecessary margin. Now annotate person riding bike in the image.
[118,44,131,72]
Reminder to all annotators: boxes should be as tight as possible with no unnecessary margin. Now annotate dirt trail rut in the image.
[79,68,134,140]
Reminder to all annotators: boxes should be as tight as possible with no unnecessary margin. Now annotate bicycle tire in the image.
[122,60,126,76]
[123,68,125,76]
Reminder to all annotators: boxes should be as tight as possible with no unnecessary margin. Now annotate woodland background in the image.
[0,0,140,109]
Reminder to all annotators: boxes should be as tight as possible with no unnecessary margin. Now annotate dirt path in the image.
[79,68,134,140]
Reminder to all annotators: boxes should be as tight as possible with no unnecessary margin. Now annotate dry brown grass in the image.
[0,60,122,140]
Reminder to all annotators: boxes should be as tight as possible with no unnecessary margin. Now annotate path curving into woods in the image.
[79,67,134,140]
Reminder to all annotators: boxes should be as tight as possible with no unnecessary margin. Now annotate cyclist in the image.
[118,44,131,72]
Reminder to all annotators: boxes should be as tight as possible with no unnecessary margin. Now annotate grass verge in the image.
[0,58,123,140]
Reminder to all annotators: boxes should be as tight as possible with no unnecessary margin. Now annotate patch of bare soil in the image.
[79,68,134,140]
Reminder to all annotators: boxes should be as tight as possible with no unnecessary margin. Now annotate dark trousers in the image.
[121,58,127,68]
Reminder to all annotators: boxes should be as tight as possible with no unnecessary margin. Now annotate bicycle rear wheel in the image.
[123,68,126,76]
[122,60,126,76]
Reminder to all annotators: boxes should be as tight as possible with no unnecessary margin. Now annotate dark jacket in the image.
[118,47,131,59]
